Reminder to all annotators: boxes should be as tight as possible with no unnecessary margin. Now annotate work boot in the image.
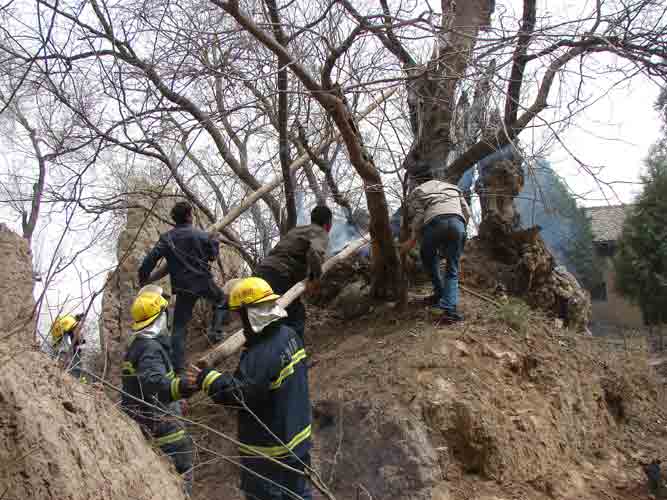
[422,294,440,306]
[431,306,464,324]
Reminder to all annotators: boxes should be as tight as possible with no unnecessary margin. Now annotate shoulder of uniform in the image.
[280,323,302,343]
[129,336,156,354]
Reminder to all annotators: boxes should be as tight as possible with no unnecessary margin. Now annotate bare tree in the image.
[3,0,666,301]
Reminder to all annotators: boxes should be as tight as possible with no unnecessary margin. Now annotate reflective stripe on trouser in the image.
[239,425,311,458]
[155,429,186,447]
[160,432,194,497]
[241,452,312,500]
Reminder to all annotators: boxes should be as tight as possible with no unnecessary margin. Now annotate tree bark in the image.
[265,0,297,232]
[406,0,493,176]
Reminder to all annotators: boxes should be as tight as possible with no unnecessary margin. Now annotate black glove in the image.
[177,377,198,399]
[196,367,214,392]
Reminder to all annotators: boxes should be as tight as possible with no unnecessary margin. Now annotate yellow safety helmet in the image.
[51,314,79,342]
[130,288,168,331]
[228,277,280,311]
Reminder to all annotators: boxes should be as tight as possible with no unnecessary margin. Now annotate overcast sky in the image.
[550,76,660,206]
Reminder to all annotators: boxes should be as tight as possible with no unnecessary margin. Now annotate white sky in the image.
[550,77,660,205]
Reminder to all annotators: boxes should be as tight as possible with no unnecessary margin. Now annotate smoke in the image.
[294,196,371,257]
[328,207,370,256]
[515,158,585,277]
[295,190,308,226]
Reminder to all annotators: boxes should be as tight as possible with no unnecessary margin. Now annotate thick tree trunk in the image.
[366,178,401,299]
[406,0,493,176]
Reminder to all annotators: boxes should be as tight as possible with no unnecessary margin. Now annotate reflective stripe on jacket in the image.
[121,336,186,442]
[203,322,311,459]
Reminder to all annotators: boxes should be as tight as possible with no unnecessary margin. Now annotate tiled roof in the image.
[584,205,630,242]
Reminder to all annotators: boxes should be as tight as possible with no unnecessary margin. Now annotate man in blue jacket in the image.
[138,201,227,374]
[122,285,197,496]
[187,277,312,500]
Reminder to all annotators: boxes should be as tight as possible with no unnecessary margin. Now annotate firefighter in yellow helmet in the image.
[121,285,196,496]
[50,313,85,379]
[187,277,313,500]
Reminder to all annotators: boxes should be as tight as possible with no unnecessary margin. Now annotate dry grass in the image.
[492,298,533,335]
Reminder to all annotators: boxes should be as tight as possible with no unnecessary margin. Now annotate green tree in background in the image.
[615,141,667,325]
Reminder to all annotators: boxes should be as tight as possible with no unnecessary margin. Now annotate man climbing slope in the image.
[121,285,196,496]
[401,163,471,323]
[254,205,332,339]
[187,277,312,500]
[138,201,227,374]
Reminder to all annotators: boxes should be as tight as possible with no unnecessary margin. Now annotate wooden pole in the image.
[197,235,370,368]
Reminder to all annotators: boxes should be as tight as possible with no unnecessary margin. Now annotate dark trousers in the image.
[172,280,226,374]
[160,434,194,497]
[241,453,312,500]
[255,269,305,340]
[420,215,465,312]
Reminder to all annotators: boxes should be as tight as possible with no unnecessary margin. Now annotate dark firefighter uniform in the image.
[121,334,195,495]
[138,222,227,374]
[196,321,312,500]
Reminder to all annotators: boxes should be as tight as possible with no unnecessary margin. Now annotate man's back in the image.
[139,223,218,296]
[255,224,328,286]
[410,179,470,230]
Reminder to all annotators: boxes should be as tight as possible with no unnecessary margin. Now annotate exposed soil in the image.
[0,224,187,500]
[3,220,663,500]
[186,281,666,500]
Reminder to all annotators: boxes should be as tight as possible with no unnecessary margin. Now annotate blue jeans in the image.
[420,215,465,312]
[241,453,312,500]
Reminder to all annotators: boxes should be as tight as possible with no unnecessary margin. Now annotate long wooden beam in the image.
[197,234,370,367]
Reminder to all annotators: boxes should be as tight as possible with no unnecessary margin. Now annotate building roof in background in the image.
[584,205,631,242]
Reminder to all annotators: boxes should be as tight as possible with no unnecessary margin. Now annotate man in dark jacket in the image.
[187,277,312,500]
[121,285,196,496]
[138,201,227,374]
[255,205,331,339]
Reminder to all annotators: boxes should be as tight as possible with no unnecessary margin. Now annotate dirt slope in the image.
[187,284,664,500]
[0,224,187,500]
